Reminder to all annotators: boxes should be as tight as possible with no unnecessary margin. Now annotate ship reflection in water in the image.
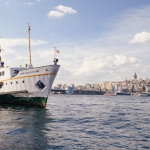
[0,105,52,149]
[0,95,150,149]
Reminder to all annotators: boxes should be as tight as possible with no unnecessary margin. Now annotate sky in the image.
[1,0,150,86]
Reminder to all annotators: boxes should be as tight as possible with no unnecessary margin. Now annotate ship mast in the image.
[28,23,31,64]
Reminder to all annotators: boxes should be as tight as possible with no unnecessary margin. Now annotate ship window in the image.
[46,69,50,71]
[0,82,3,89]
[14,70,18,73]
[6,83,7,85]
[10,82,12,84]
[22,81,25,83]
[16,81,18,84]
[0,72,4,76]
[14,70,19,74]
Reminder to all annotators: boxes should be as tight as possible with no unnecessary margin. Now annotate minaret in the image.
[133,72,137,79]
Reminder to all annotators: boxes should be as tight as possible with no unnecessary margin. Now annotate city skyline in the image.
[0,0,150,85]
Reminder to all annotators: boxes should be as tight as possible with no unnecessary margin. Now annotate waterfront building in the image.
[76,85,83,90]
[145,85,150,92]
[105,83,111,91]
[53,73,150,94]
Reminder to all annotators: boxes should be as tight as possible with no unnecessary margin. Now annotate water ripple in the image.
[0,95,150,149]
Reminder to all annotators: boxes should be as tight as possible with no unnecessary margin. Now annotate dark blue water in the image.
[0,95,150,149]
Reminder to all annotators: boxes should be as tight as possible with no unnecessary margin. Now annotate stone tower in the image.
[133,72,137,79]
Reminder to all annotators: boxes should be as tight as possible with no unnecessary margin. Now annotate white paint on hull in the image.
[0,65,60,98]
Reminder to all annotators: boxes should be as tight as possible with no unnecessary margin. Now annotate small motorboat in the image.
[138,93,148,97]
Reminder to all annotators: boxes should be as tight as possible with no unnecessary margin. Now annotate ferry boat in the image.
[0,24,60,107]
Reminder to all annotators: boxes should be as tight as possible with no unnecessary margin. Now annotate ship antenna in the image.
[28,23,31,64]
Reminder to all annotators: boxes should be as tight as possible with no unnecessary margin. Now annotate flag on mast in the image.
[55,49,59,53]
[54,47,60,53]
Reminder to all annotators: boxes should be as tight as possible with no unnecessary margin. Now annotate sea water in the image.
[0,95,150,149]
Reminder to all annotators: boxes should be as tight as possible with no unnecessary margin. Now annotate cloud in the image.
[47,11,65,18]
[5,0,15,5]
[2,4,150,85]
[0,38,47,48]
[1,47,17,56]
[113,55,141,66]
[55,5,77,14]
[74,55,142,77]
[47,5,77,18]
[130,31,150,44]
[46,5,150,85]
[35,49,54,60]
[0,38,48,65]
[15,56,28,61]
[24,2,33,6]
[15,56,37,62]
[4,1,40,6]
[5,2,10,5]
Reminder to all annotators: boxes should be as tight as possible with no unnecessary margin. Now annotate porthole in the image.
[10,82,12,84]
[46,69,50,71]
[16,81,18,84]
[22,81,25,83]
[6,83,7,85]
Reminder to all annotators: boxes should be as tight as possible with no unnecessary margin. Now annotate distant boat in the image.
[116,92,131,95]
[138,93,148,97]
[65,86,74,94]
[104,92,117,96]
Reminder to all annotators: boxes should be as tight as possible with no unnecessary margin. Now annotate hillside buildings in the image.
[54,73,150,93]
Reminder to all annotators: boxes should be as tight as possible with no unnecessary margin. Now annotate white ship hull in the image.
[0,65,60,107]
